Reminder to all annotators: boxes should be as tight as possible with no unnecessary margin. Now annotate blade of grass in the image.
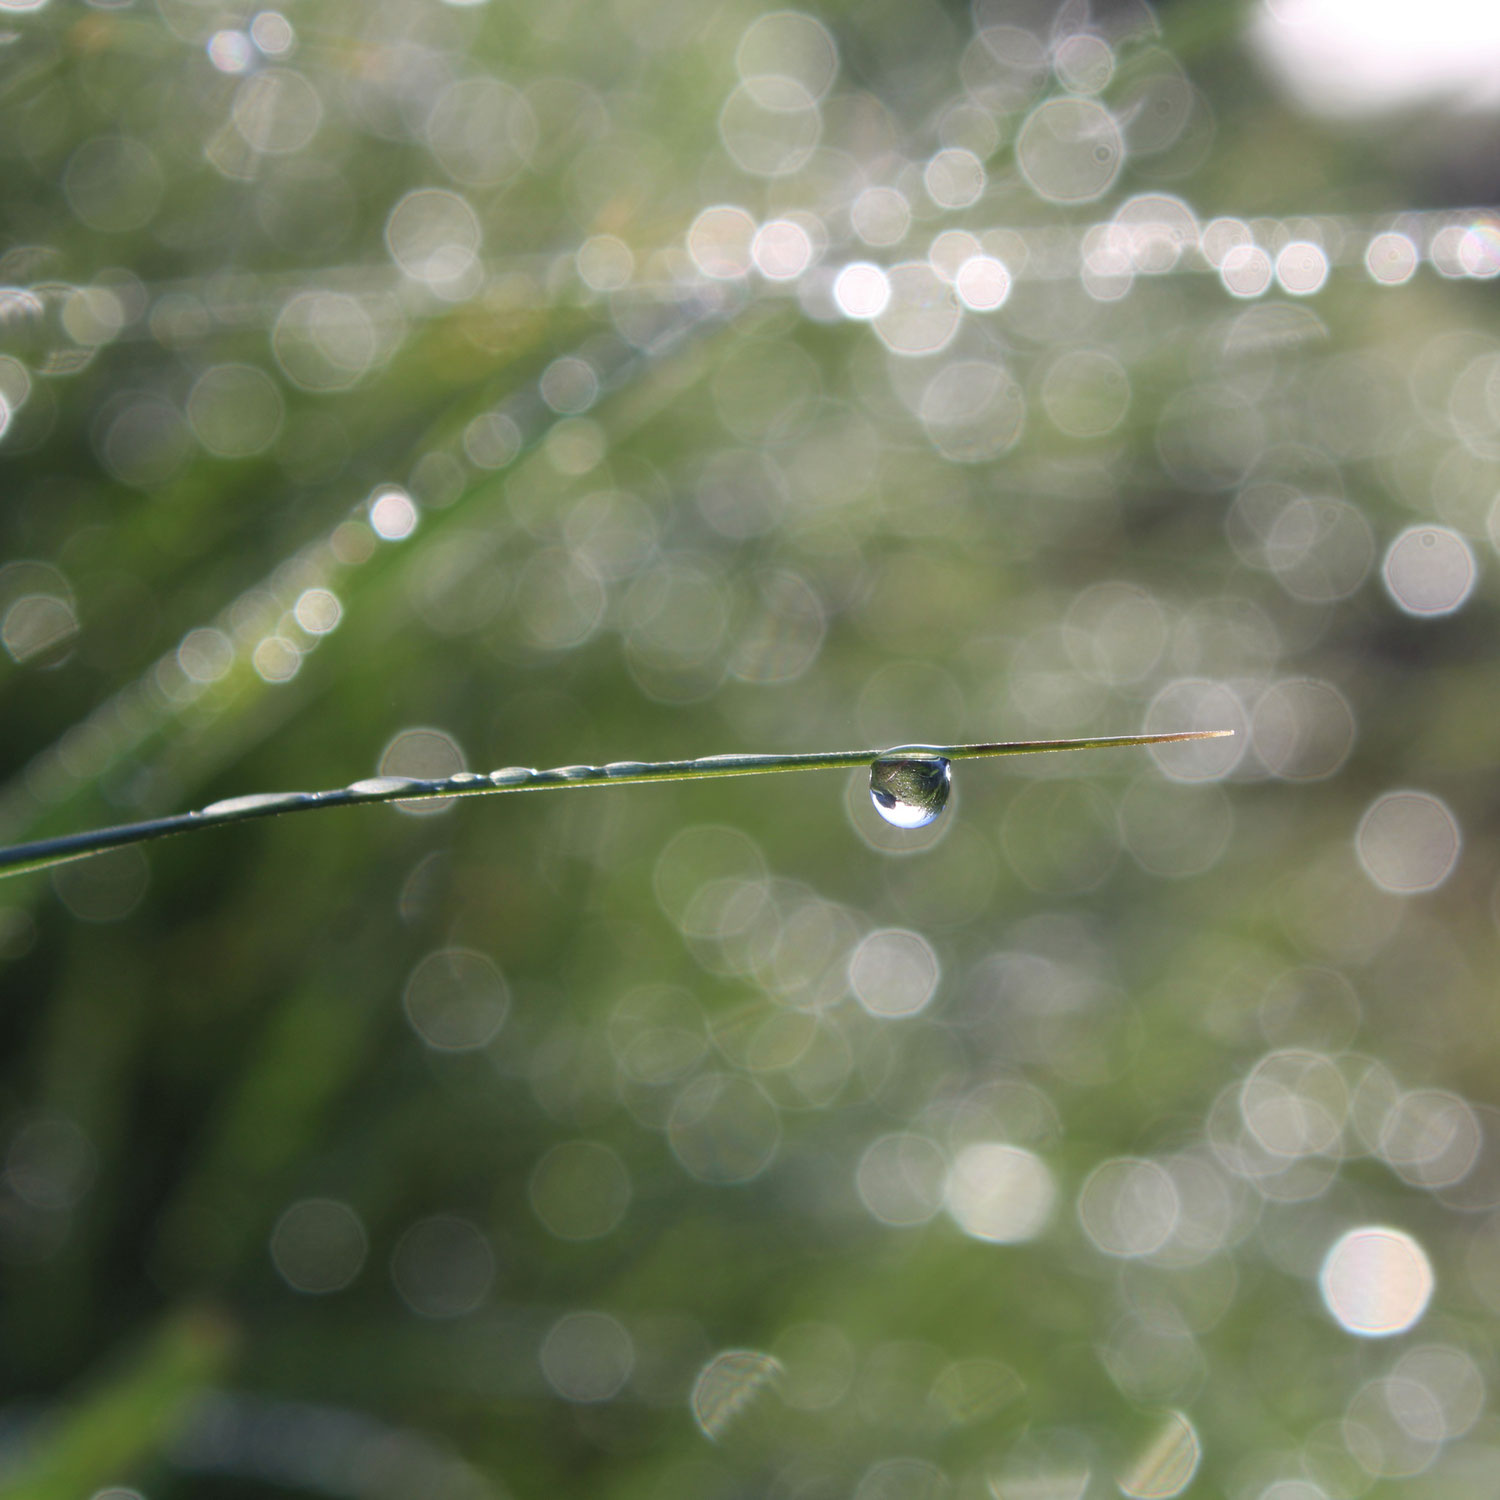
[0,730,1232,879]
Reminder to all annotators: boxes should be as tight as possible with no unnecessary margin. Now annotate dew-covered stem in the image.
[0,730,1231,879]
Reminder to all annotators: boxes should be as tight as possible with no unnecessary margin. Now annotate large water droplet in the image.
[869,751,952,830]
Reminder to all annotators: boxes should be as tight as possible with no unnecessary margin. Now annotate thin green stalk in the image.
[0,730,1232,880]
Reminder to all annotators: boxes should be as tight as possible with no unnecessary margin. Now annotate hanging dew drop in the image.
[869,752,952,830]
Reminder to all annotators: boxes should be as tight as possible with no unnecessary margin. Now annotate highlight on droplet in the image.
[690,1348,782,1439]
[1118,1410,1202,1500]
[1319,1225,1434,1337]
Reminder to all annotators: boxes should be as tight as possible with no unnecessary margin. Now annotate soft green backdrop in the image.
[2,1,1499,1497]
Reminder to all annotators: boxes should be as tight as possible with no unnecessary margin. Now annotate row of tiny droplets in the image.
[196,754,794,822]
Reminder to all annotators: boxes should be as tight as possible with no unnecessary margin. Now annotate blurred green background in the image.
[3,0,1500,1496]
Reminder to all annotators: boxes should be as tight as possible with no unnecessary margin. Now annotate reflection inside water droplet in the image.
[869,752,952,830]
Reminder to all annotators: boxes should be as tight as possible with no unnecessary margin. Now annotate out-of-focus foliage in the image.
[3,0,1500,1497]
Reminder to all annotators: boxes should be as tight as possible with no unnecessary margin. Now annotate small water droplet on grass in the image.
[200,792,312,817]
[346,776,423,797]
